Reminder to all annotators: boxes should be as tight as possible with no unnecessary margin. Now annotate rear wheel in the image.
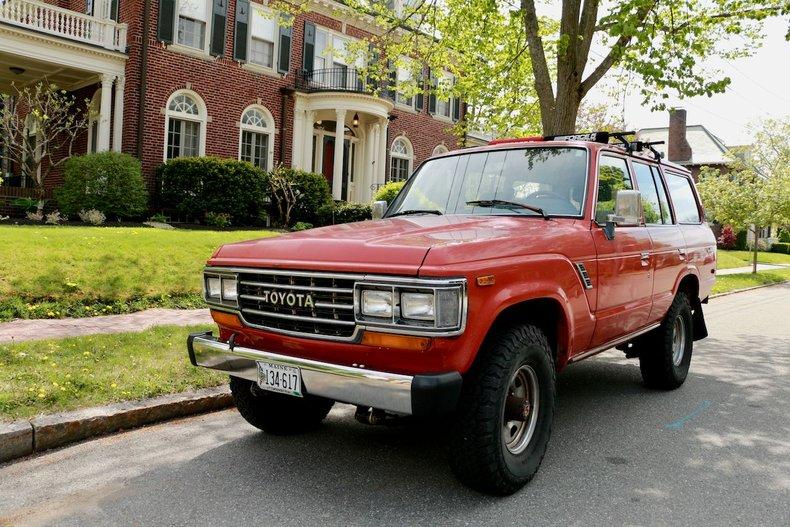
[229,376,334,435]
[449,324,556,495]
[639,292,694,390]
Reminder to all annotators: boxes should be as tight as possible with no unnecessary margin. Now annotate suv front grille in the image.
[237,271,358,339]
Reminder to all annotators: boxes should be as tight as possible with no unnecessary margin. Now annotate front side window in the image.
[665,172,701,224]
[239,106,273,170]
[389,147,588,217]
[165,91,205,160]
[249,6,277,68]
[177,0,208,50]
[595,155,633,224]
[389,137,413,182]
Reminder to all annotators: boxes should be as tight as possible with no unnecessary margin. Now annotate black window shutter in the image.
[303,21,316,73]
[210,0,228,57]
[427,70,437,114]
[233,0,250,62]
[110,0,119,21]
[415,66,425,111]
[366,43,379,91]
[157,0,176,44]
[277,24,292,74]
[383,60,396,100]
[452,98,461,121]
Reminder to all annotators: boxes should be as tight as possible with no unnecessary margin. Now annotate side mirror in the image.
[603,190,642,240]
[372,200,388,220]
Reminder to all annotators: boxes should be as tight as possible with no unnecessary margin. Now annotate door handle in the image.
[640,252,650,267]
[678,249,687,261]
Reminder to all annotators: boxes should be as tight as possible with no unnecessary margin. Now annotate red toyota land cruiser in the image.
[187,132,715,495]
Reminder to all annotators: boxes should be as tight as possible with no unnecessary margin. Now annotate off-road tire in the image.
[449,324,556,495]
[639,292,694,390]
[229,376,334,435]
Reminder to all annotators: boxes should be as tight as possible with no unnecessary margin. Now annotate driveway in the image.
[1,284,788,527]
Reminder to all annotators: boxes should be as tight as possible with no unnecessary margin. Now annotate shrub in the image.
[292,222,313,231]
[374,181,406,204]
[735,229,748,250]
[148,212,168,223]
[158,157,270,226]
[770,242,790,254]
[45,211,64,225]
[78,209,106,225]
[26,211,43,222]
[266,167,332,226]
[779,228,790,243]
[318,202,372,225]
[717,225,737,250]
[56,152,147,220]
[205,211,231,228]
[12,197,38,213]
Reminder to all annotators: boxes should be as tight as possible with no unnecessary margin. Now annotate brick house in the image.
[0,0,467,207]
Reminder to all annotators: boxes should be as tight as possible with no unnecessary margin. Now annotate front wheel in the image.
[229,376,334,435]
[639,292,694,390]
[449,324,556,495]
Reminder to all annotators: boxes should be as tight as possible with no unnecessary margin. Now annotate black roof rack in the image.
[544,131,665,162]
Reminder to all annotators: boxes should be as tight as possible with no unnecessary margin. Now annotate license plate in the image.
[256,362,303,397]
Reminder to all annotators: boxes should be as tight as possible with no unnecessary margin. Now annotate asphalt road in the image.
[1,284,788,527]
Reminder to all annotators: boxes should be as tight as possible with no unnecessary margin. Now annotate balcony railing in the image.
[0,0,128,52]
[296,67,374,94]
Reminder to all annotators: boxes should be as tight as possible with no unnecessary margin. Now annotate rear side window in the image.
[665,173,701,224]
[633,162,664,224]
[595,155,632,224]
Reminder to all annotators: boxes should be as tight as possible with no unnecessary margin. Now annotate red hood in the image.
[209,215,580,275]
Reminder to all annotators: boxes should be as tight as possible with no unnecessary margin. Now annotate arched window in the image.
[239,105,275,170]
[87,89,101,154]
[432,144,449,156]
[164,90,207,160]
[389,136,413,182]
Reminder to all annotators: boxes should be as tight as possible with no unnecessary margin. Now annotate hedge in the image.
[771,242,790,254]
[273,168,333,226]
[56,152,147,219]
[373,181,406,205]
[318,202,372,225]
[157,157,270,226]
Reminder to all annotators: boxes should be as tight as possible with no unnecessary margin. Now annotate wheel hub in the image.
[502,365,540,455]
[672,315,686,366]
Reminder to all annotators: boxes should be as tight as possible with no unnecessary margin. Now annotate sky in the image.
[587,18,790,147]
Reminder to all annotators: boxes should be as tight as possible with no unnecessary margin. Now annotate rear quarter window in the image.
[665,172,701,224]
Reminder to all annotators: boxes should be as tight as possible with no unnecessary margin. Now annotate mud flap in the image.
[691,298,708,341]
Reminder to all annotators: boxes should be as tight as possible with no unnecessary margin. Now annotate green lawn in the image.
[0,225,277,321]
[0,324,224,420]
[716,250,790,270]
[712,268,790,295]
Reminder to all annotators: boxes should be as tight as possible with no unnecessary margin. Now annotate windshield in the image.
[388,147,588,217]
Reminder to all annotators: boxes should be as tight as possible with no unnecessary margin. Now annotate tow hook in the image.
[354,406,408,426]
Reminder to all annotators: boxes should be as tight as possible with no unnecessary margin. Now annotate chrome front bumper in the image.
[187,333,462,416]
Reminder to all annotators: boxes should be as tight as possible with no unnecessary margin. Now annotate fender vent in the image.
[575,263,593,289]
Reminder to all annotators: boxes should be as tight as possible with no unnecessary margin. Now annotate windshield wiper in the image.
[389,209,444,217]
[466,200,549,220]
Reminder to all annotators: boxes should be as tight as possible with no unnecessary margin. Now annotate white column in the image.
[302,110,315,170]
[377,117,389,185]
[332,109,347,200]
[371,123,380,191]
[291,99,305,169]
[363,123,376,201]
[97,74,114,152]
[112,75,125,152]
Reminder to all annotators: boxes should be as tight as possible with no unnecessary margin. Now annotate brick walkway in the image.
[0,308,213,344]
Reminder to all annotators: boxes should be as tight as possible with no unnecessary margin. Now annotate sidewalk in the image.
[0,308,212,344]
[716,263,790,276]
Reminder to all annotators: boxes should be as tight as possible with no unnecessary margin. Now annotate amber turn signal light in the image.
[210,310,243,329]
[361,331,432,351]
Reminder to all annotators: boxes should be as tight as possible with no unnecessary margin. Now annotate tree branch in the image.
[521,0,555,123]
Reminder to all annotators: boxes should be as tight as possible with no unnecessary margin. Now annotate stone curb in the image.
[0,385,232,464]
[710,279,789,299]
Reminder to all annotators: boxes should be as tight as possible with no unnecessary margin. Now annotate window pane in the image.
[241,130,269,170]
[633,162,662,224]
[251,8,277,41]
[250,38,274,68]
[181,120,200,157]
[651,167,672,224]
[167,119,181,160]
[178,17,205,49]
[595,155,632,223]
[665,173,701,223]
[179,0,207,21]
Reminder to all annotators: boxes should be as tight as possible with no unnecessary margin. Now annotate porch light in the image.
[352,112,359,127]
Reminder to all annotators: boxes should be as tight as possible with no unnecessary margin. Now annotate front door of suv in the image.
[590,154,654,347]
